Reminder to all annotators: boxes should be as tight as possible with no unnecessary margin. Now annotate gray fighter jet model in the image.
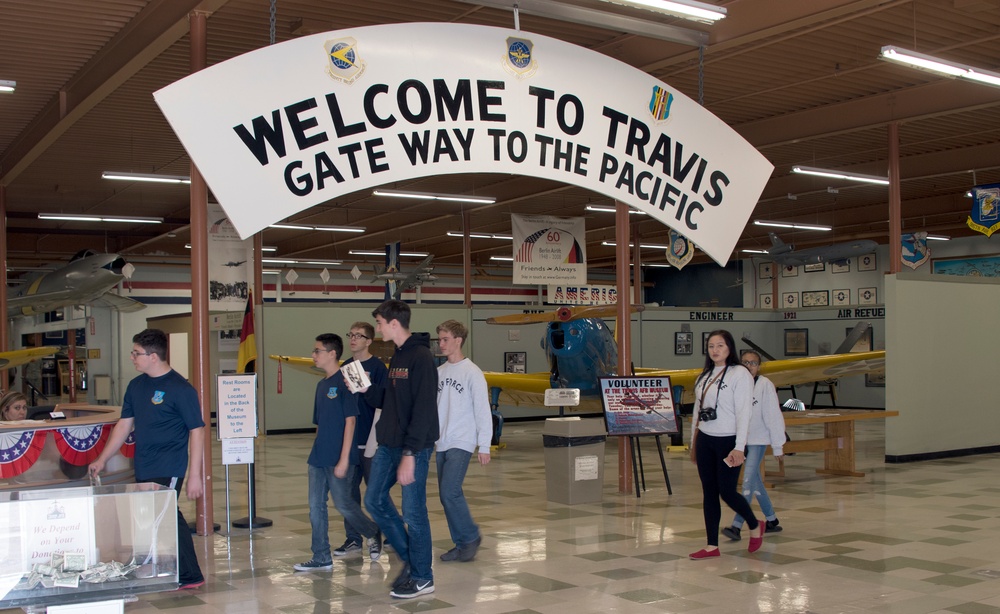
[6,250,145,318]
[371,254,437,300]
[766,233,877,267]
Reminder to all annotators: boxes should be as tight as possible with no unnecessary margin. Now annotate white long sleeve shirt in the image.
[436,358,493,454]
[694,364,754,450]
[747,376,785,455]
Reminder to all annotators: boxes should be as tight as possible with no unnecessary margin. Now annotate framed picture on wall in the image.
[759,294,773,309]
[865,371,886,387]
[674,331,693,355]
[858,287,877,305]
[847,326,873,353]
[784,328,809,356]
[801,290,829,307]
[759,262,774,279]
[781,264,798,277]
[832,288,850,306]
[782,291,799,309]
[504,351,527,373]
[858,253,877,271]
[831,261,850,273]
[702,331,711,355]
[803,262,826,273]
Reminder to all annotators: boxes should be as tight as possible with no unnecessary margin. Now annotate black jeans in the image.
[145,477,204,585]
[694,433,759,547]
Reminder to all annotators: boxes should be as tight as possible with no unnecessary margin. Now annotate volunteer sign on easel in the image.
[216,374,259,532]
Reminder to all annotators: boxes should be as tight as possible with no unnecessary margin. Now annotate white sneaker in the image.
[367,535,382,561]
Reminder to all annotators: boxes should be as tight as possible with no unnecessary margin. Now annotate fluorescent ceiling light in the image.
[189,245,277,252]
[599,0,726,23]
[586,205,647,215]
[349,250,429,257]
[446,231,513,240]
[262,259,297,264]
[102,171,191,184]
[741,249,769,254]
[640,263,672,268]
[38,213,162,224]
[925,234,950,241]
[0,80,15,93]
[791,165,889,186]
[753,220,832,232]
[269,223,365,233]
[453,0,709,45]
[602,241,671,250]
[490,256,514,261]
[373,189,495,204]
[879,45,1000,89]
[302,260,343,265]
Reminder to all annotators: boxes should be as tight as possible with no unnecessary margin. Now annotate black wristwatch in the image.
[401,449,415,457]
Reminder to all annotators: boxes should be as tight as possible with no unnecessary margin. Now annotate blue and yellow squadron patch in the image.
[502,37,538,79]
[648,85,675,124]
[665,229,694,269]
[968,183,1000,237]
[152,391,165,405]
[327,386,338,400]
[324,37,365,84]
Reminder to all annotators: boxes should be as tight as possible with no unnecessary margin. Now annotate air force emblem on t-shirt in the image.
[327,386,338,399]
[152,390,165,405]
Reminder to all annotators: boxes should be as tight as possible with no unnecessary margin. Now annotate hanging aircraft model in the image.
[6,250,145,318]
[371,254,437,300]
[766,233,878,267]
[269,305,885,413]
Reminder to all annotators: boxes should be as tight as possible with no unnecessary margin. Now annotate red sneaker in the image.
[689,548,720,560]
[179,580,205,590]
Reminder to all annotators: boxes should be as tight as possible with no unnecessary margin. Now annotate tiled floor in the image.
[44,419,1000,612]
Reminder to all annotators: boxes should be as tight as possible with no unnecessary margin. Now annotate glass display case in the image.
[0,483,178,610]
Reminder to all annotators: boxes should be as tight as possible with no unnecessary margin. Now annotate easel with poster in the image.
[598,376,678,497]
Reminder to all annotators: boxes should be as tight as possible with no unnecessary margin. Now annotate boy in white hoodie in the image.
[435,320,493,562]
[722,350,786,540]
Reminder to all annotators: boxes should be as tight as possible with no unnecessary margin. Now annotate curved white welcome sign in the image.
[154,23,773,265]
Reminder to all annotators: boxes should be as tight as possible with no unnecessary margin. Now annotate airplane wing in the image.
[269,354,325,376]
[0,346,59,369]
[7,289,81,315]
[90,292,146,312]
[483,371,607,411]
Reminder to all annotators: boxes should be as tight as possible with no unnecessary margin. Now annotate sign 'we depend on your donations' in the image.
[154,23,773,265]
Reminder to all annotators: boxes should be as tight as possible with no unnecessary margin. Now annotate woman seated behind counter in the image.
[0,391,29,421]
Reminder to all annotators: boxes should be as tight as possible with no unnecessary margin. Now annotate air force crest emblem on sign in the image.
[503,37,537,79]
[324,37,365,84]
[967,183,1000,237]
[665,229,694,269]
[648,85,675,123]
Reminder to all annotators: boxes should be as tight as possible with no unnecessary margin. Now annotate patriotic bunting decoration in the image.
[0,430,47,478]
[52,424,111,466]
[120,431,136,458]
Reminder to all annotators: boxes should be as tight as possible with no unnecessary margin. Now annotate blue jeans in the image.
[364,446,433,583]
[732,444,777,528]
[308,464,379,562]
[436,448,479,547]
[344,455,374,544]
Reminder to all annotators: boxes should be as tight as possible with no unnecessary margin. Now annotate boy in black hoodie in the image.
[363,299,439,599]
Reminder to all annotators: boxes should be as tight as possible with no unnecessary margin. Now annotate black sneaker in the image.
[293,559,332,572]
[457,536,482,562]
[721,526,742,541]
[391,562,411,590]
[333,539,361,557]
[390,578,434,599]
[367,535,383,561]
[765,519,783,533]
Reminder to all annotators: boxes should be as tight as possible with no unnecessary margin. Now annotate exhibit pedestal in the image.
[542,418,607,504]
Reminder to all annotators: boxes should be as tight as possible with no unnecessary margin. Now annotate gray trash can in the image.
[542,417,607,504]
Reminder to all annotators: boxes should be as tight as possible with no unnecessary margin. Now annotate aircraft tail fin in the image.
[767,233,793,255]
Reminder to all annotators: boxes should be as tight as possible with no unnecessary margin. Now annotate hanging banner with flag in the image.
[52,424,111,466]
[665,229,694,269]
[0,430,47,478]
[238,289,257,373]
[967,183,1000,237]
[120,431,136,458]
[901,232,930,269]
[512,214,586,285]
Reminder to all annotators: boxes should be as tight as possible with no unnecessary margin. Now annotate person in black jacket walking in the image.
[364,299,440,599]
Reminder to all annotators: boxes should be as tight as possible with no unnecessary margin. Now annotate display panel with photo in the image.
[759,262,774,279]
[674,331,693,355]
[801,290,829,307]
[702,331,711,355]
[784,328,809,356]
[831,260,850,273]
[803,262,825,273]
[858,287,877,305]
[781,264,798,277]
[504,351,527,373]
[832,288,850,306]
[760,293,773,309]
[858,253,877,271]
[846,326,873,352]
[782,291,799,309]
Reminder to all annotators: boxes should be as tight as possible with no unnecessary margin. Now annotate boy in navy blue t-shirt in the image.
[294,333,381,572]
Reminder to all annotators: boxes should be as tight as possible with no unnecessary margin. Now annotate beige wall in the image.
[885,274,1000,457]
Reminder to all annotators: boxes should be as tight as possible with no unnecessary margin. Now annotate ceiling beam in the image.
[0,0,231,186]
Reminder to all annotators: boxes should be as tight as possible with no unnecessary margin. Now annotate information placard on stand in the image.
[217,374,258,440]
